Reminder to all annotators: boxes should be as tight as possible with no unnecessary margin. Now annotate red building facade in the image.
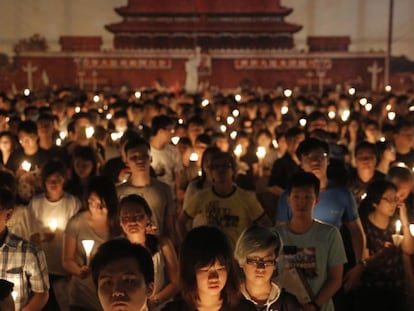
[1,0,387,92]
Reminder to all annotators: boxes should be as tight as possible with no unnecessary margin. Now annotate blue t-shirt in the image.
[276,182,358,228]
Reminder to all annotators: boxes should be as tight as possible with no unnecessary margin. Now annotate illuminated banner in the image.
[234,58,332,70]
[76,58,172,69]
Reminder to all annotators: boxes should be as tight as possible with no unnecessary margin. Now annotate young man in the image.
[90,239,154,311]
[117,137,176,243]
[274,172,347,311]
[393,120,414,168]
[149,115,183,200]
[179,151,272,247]
[347,141,385,204]
[276,138,365,292]
[0,188,49,310]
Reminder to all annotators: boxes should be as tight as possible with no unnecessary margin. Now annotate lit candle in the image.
[235,94,242,102]
[59,131,67,140]
[281,106,289,115]
[93,95,99,103]
[384,85,392,92]
[365,103,373,111]
[299,118,307,127]
[75,106,81,113]
[106,113,112,120]
[82,240,95,265]
[234,144,243,159]
[135,91,141,99]
[360,192,367,200]
[171,136,180,145]
[227,116,235,125]
[85,126,94,139]
[56,138,62,146]
[396,220,402,235]
[12,290,17,301]
[178,118,184,125]
[387,111,396,121]
[21,160,32,172]
[386,104,392,112]
[232,109,240,117]
[189,152,199,162]
[284,89,292,98]
[272,139,279,149]
[348,87,356,96]
[48,219,58,232]
[230,131,237,140]
[341,109,350,122]
[256,147,266,160]
[201,99,209,107]
[220,125,227,133]
[359,98,367,106]
[198,170,202,176]
[328,111,336,119]
[24,88,30,96]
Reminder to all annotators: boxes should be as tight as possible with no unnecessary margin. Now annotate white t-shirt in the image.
[150,144,183,197]
[29,192,81,275]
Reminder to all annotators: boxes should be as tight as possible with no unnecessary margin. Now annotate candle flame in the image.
[21,160,31,172]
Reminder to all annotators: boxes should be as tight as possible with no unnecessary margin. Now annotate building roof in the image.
[114,0,292,16]
[105,21,302,34]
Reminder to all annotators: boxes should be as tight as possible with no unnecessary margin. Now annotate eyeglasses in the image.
[245,257,276,268]
[380,197,399,204]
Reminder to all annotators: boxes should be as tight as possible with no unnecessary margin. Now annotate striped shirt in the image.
[0,229,49,310]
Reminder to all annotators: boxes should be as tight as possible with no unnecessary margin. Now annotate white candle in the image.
[230,131,237,140]
[299,118,307,127]
[85,126,94,139]
[55,138,62,146]
[328,111,336,119]
[48,219,58,232]
[189,152,199,162]
[227,116,235,125]
[348,87,356,96]
[59,131,67,140]
[281,106,289,115]
[365,103,373,111]
[360,192,367,200]
[234,144,242,159]
[232,109,240,117]
[82,240,95,265]
[93,95,100,103]
[220,125,227,133]
[106,113,112,120]
[283,89,292,98]
[235,94,242,102]
[171,136,180,145]
[256,147,266,160]
[396,220,401,235]
[387,111,396,121]
[201,99,209,107]
[341,109,350,122]
[21,160,31,172]
[135,91,141,99]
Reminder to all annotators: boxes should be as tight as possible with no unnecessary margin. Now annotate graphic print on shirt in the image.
[205,200,239,228]
[283,245,317,278]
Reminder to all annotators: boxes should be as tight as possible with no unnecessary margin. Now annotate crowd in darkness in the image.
[0,85,413,311]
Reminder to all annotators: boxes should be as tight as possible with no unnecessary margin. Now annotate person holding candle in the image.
[356,180,414,311]
[63,176,120,311]
[0,188,50,310]
[162,225,256,311]
[28,159,81,310]
[119,194,179,310]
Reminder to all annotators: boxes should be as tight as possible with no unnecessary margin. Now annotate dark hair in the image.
[393,119,413,134]
[37,113,55,124]
[17,120,38,135]
[90,239,154,288]
[0,171,17,196]
[387,166,413,183]
[71,145,98,179]
[195,133,211,146]
[287,171,320,195]
[180,226,240,308]
[0,188,14,210]
[0,279,14,300]
[210,151,237,170]
[119,130,141,148]
[196,146,221,189]
[285,127,305,141]
[151,115,174,136]
[296,138,329,160]
[119,194,159,255]
[359,180,397,220]
[87,176,120,236]
[41,159,67,188]
[355,141,377,158]
[123,137,150,155]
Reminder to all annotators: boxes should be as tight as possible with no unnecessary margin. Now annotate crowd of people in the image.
[0,85,413,311]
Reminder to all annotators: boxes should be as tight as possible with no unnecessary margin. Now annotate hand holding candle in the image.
[48,219,58,232]
[392,220,403,246]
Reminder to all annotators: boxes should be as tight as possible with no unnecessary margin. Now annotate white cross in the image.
[368,61,383,92]
[22,61,38,90]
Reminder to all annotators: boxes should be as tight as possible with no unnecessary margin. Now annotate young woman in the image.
[63,176,120,311]
[234,225,301,311]
[29,159,81,310]
[0,131,16,168]
[119,194,179,310]
[356,180,414,311]
[162,226,256,311]
[65,145,98,208]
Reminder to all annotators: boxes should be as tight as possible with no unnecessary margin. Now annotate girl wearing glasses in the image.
[356,179,414,311]
[162,226,256,311]
[119,194,179,310]
[234,224,301,311]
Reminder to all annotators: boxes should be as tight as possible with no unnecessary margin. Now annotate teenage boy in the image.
[0,188,49,310]
[274,172,347,311]
[90,239,154,311]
